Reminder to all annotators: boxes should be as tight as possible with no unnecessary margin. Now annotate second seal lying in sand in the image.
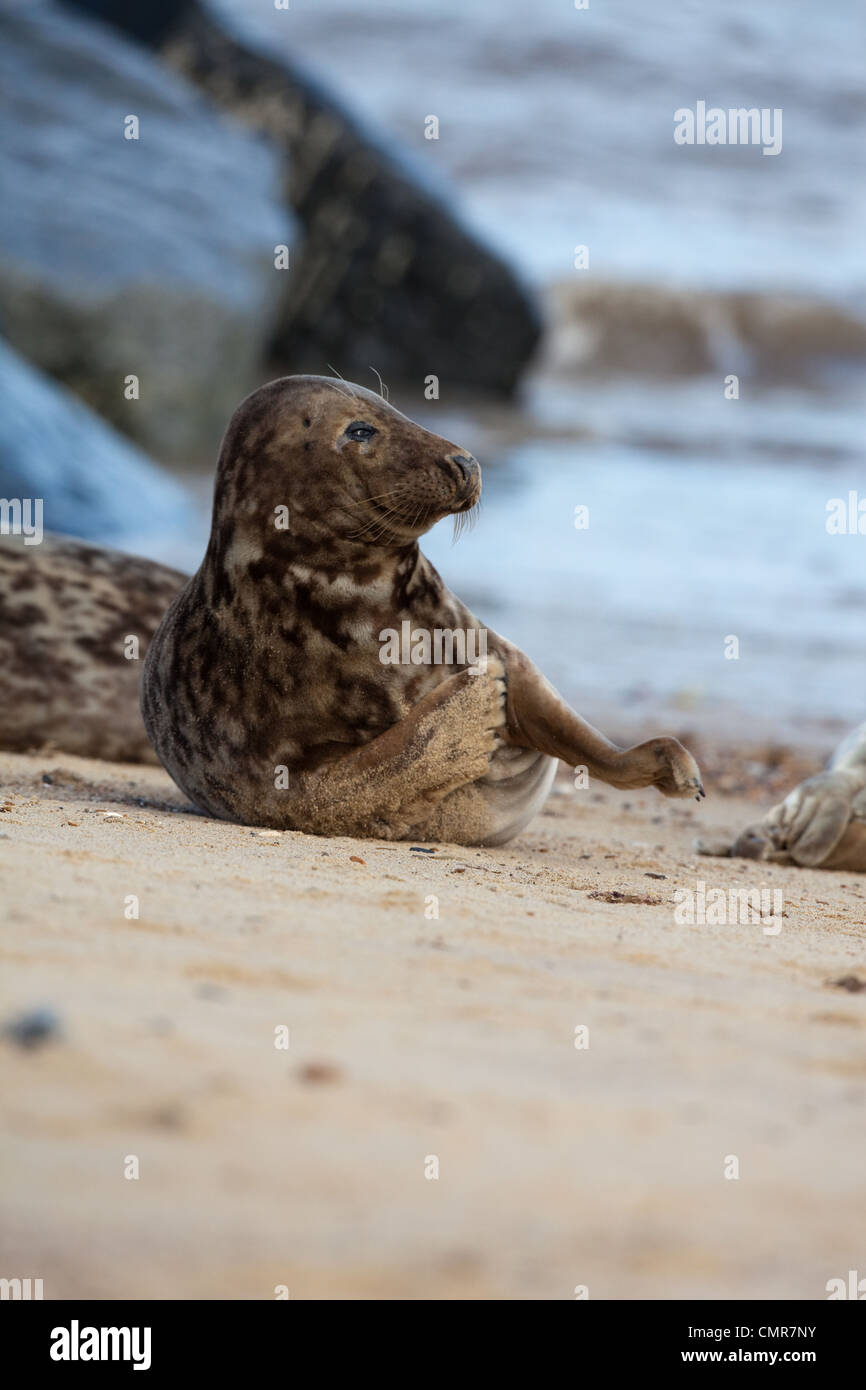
[142,376,704,844]
[697,722,866,871]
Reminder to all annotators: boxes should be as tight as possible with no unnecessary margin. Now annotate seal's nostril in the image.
[448,453,476,482]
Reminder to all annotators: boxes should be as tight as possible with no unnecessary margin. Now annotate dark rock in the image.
[0,2,294,461]
[63,0,541,396]
[62,0,194,46]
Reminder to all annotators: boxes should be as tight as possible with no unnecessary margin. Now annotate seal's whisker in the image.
[342,490,414,537]
[358,485,414,504]
[325,365,358,401]
[342,502,396,523]
[368,366,390,403]
[345,500,408,542]
[341,483,419,535]
[365,513,405,544]
[346,518,387,541]
[452,501,480,543]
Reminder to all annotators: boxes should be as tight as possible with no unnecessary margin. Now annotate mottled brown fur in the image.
[0,535,184,763]
[141,376,703,843]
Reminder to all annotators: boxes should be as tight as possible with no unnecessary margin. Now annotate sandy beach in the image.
[2,0,864,1319]
[1,743,864,1301]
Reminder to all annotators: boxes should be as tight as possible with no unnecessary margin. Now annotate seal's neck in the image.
[201,522,426,605]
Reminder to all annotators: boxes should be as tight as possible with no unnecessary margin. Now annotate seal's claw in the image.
[650,739,705,799]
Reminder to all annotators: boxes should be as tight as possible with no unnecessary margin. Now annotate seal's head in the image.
[209,375,481,562]
[729,822,778,860]
[696,821,777,861]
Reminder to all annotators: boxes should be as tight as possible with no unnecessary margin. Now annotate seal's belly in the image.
[473,746,558,846]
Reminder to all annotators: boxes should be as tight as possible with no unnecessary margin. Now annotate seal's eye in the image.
[345,422,378,443]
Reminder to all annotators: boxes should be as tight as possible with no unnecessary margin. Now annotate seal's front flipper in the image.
[493,638,704,799]
[284,659,508,839]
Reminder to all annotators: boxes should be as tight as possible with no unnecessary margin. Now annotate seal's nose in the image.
[447,452,478,483]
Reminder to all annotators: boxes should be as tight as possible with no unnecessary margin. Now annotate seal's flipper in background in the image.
[828,721,866,773]
[696,739,866,872]
[774,772,859,866]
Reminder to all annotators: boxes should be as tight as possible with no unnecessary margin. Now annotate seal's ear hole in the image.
[303,417,311,428]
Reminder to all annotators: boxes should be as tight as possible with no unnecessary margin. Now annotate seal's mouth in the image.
[343,452,481,544]
[454,489,480,513]
[344,490,441,544]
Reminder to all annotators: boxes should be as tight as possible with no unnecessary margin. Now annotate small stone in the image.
[299,1061,342,1085]
[196,983,226,1002]
[829,975,866,993]
[4,1007,61,1049]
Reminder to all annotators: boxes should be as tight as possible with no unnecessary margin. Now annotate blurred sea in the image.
[206,0,865,748]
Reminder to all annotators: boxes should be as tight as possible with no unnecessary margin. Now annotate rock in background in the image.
[0,340,204,568]
[62,0,541,396]
[0,0,295,462]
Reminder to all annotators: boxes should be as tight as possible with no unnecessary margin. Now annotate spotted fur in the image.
[0,534,184,763]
